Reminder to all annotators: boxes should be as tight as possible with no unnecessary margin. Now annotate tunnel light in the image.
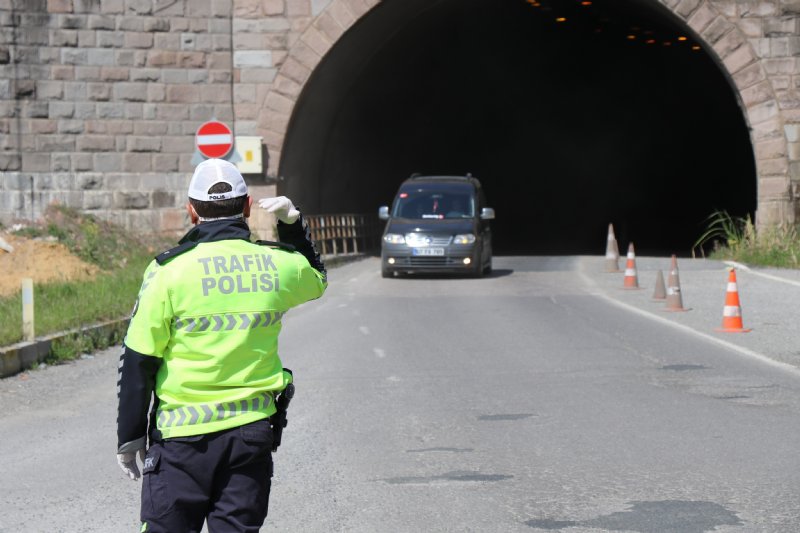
[678,36,687,41]
[646,39,656,45]
[627,34,636,40]
[555,17,567,22]
[692,45,701,51]
[663,41,672,46]
[581,1,592,5]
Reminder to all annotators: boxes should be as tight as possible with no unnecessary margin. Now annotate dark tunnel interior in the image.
[278,0,757,256]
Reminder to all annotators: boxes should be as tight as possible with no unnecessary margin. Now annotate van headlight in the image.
[453,234,476,244]
[383,233,406,244]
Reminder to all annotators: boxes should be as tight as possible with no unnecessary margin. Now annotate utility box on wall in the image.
[234,136,263,174]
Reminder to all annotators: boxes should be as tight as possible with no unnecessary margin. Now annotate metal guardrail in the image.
[305,213,382,257]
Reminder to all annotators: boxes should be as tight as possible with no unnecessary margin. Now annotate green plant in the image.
[48,332,95,364]
[45,321,127,364]
[693,210,753,257]
[46,222,68,240]
[694,209,800,268]
[11,225,45,239]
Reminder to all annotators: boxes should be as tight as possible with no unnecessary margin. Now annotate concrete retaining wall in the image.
[0,318,128,378]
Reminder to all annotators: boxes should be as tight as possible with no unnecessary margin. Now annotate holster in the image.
[270,382,294,452]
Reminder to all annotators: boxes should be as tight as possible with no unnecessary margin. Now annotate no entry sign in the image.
[195,120,234,159]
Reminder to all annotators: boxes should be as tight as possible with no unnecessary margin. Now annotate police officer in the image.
[116,158,326,532]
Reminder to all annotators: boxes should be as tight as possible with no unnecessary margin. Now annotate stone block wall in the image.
[0,0,325,234]
[1,0,799,232]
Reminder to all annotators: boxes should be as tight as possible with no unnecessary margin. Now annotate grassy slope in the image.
[0,206,172,355]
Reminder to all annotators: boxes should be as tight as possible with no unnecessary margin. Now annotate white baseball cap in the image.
[188,158,248,201]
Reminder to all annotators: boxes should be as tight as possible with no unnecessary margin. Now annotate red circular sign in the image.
[195,120,234,159]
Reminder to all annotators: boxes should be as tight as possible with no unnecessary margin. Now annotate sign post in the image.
[22,278,34,342]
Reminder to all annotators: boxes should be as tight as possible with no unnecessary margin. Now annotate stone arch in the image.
[657,0,792,227]
[256,0,791,226]
[255,0,380,176]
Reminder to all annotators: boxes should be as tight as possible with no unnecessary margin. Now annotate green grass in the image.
[693,210,800,269]
[0,256,149,347]
[0,205,172,356]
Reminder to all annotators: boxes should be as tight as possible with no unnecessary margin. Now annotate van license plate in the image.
[412,248,444,256]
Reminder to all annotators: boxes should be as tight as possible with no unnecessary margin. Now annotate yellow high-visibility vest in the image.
[125,237,326,438]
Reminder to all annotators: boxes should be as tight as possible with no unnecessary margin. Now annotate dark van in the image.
[378,174,495,278]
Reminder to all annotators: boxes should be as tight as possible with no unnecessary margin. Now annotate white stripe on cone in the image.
[723,306,741,317]
[625,268,636,276]
[727,282,738,291]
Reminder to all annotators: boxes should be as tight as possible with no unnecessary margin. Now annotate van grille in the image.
[410,257,454,266]
[406,234,452,246]
[395,257,462,267]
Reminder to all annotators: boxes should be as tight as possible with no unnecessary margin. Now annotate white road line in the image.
[578,270,800,378]
[374,348,386,358]
[725,261,800,288]
[359,326,370,335]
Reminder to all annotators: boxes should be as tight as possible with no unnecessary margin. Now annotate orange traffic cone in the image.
[664,255,689,312]
[622,243,640,289]
[652,270,666,300]
[605,223,620,272]
[716,268,751,332]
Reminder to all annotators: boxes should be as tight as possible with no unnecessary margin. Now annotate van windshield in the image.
[392,189,475,220]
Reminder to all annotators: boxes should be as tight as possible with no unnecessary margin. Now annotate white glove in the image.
[258,196,300,224]
[117,448,146,481]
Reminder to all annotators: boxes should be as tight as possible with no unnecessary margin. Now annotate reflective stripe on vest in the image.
[174,311,285,332]
[157,391,273,429]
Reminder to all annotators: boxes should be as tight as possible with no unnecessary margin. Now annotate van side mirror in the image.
[378,206,390,220]
[480,207,495,220]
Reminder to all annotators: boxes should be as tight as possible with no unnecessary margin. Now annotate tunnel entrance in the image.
[279,0,756,256]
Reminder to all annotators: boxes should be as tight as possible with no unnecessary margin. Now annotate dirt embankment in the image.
[0,233,99,298]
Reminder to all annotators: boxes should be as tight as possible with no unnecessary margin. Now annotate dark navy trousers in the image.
[140,419,274,533]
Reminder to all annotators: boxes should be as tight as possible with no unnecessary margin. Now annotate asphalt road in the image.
[1,255,799,532]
